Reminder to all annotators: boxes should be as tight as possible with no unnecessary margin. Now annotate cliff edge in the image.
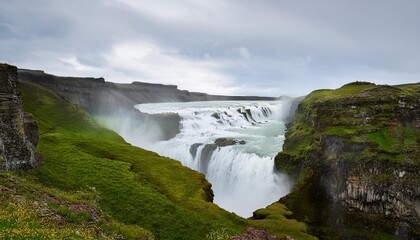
[0,64,42,169]
[275,82,419,239]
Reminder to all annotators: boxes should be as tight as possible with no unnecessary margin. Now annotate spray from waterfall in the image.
[133,100,293,217]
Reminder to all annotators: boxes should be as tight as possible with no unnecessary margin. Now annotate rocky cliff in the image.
[0,64,42,170]
[275,82,419,239]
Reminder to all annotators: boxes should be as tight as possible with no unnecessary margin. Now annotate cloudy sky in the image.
[1,0,419,96]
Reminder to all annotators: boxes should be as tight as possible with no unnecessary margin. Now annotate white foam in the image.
[134,100,292,217]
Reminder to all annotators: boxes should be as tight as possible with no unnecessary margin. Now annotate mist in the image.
[96,98,303,217]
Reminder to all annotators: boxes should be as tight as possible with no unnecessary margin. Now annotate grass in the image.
[395,83,420,96]
[301,83,377,107]
[6,80,316,239]
[323,126,368,136]
[249,203,317,240]
[0,171,142,239]
[367,127,419,155]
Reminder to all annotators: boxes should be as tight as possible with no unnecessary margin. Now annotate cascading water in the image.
[134,101,292,217]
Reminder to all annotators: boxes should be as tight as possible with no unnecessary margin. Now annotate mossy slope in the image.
[0,171,153,239]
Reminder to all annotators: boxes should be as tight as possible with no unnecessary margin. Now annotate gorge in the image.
[133,100,293,217]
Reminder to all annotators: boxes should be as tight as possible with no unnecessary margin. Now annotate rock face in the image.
[190,138,246,175]
[275,82,420,239]
[0,64,42,170]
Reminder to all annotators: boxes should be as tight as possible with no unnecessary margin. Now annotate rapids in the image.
[134,101,292,217]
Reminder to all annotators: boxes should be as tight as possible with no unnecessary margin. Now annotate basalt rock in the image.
[193,138,246,175]
[200,144,218,175]
[0,64,42,170]
[190,143,203,159]
[214,138,246,147]
[275,82,420,239]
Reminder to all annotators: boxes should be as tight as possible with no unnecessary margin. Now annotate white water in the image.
[134,100,292,217]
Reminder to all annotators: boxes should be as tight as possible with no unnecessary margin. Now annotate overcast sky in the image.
[1,0,419,96]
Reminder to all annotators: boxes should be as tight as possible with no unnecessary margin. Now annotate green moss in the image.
[301,83,377,107]
[323,126,368,136]
[249,203,317,240]
[395,83,420,96]
[367,127,419,155]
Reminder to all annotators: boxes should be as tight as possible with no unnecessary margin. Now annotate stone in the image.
[214,138,246,147]
[232,227,292,240]
[189,143,202,159]
[0,64,42,170]
[199,144,217,175]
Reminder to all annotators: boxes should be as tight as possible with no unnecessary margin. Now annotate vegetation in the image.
[0,80,316,239]
[367,126,419,154]
[249,203,317,240]
[279,82,419,165]
[275,81,420,239]
[0,171,144,239]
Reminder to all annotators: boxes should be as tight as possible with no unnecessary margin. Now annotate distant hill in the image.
[18,69,278,115]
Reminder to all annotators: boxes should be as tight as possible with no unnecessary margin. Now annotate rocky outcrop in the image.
[191,138,246,175]
[275,82,420,239]
[232,227,293,240]
[214,138,246,147]
[0,64,42,170]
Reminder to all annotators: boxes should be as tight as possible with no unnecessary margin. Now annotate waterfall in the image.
[134,100,292,217]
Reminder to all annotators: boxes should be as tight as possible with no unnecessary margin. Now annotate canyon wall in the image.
[275,82,420,239]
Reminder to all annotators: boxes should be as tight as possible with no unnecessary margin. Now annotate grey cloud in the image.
[0,0,419,96]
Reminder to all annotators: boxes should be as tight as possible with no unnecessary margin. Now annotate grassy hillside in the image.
[0,171,134,239]
[0,80,317,239]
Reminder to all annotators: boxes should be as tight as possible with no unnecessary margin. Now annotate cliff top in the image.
[287,82,419,164]
[302,81,420,107]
